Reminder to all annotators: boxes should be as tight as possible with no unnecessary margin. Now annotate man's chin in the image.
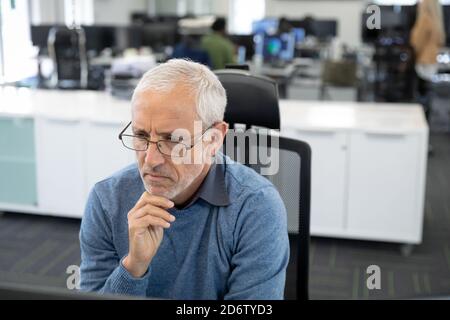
[144,184,176,199]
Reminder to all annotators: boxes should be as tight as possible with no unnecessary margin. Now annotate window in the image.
[229,0,265,35]
[0,0,37,83]
[64,0,93,26]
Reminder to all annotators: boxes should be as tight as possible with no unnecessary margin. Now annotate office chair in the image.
[216,69,311,300]
[429,74,450,132]
[320,59,358,100]
[373,43,416,102]
[171,35,211,68]
[48,26,88,89]
[215,69,280,129]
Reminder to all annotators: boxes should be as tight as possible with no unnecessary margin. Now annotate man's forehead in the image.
[132,90,196,115]
[130,88,200,131]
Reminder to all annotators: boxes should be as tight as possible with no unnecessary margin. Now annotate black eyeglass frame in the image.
[118,121,216,156]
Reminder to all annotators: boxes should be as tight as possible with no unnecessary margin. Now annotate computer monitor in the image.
[229,34,255,60]
[82,25,116,53]
[252,18,279,35]
[362,5,416,44]
[261,32,295,63]
[31,24,62,49]
[0,282,147,300]
[361,12,380,43]
[140,22,178,51]
[292,28,305,45]
[289,19,319,37]
[114,26,143,50]
[312,20,337,40]
[380,10,406,29]
[130,12,153,24]
[444,5,450,46]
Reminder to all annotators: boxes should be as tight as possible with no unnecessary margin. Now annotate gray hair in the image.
[132,59,227,127]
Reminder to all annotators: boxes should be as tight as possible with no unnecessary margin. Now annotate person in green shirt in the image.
[201,18,236,70]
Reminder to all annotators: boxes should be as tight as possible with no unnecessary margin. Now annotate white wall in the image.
[29,0,66,24]
[28,0,367,46]
[264,0,366,47]
[153,0,216,16]
[93,0,147,25]
[211,0,229,16]
[153,0,178,15]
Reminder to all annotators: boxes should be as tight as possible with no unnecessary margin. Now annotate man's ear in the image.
[213,122,228,154]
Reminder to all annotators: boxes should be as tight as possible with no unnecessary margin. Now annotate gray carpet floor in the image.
[1,133,449,300]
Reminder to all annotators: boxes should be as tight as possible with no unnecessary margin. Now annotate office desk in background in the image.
[247,60,307,98]
[0,88,428,246]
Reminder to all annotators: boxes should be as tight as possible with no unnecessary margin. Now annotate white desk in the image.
[279,100,428,246]
[0,87,132,217]
[0,88,429,245]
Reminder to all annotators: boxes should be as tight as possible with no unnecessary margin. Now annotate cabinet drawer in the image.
[35,118,85,217]
[0,117,37,206]
[0,160,37,205]
[0,117,35,159]
[281,129,348,234]
[346,131,422,240]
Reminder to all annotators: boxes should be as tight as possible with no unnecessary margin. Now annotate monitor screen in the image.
[31,25,61,48]
[252,18,279,35]
[229,34,255,60]
[140,22,178,50]
[292,28,305,44]
[444,5,450,46]
[262,32,295,62]
[82,25,117,52]
[312,20,337,40]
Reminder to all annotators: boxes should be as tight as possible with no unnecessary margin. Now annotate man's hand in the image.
[123,192,175,278]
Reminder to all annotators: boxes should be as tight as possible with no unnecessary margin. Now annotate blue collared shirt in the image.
[79,154,290,299]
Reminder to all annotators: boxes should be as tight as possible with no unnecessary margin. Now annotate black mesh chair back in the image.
[222,130,311,300]
[217,68,311,299]
[215,69,280,130]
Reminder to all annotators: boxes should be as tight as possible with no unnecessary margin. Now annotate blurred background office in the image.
[0,0,450,300]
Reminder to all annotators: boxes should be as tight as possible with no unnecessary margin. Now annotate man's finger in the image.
[133,192,174,210]
[130,204,176,223]
[134,215,171,229]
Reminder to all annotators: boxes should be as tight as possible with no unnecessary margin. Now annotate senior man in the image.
[79,59,289,299]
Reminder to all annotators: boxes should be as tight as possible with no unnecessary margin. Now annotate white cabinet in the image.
[0,117,37,206]
[278,101,428,245]
[35,119,135,218]
[0,89,429,244]
[346,131,425,243]
[282,129,348,236]
[35,117,85,217]
[85,121,135,198]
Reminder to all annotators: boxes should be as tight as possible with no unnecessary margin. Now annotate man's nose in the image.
[144,141,165,167]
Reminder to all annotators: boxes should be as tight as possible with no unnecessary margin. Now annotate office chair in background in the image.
[215,69,312,300]
[48,26,89,89]
[373,43,416,102]
[320,59,358,100]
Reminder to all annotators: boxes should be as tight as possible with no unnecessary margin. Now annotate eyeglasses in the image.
[118,121,214,157]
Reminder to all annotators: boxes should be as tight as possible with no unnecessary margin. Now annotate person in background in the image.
[201,18,236,70]
[277,17,293,35]
[172,35,211,68]
[410,0,446,82]
[303,15,317,38]
[410,0,446,154]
